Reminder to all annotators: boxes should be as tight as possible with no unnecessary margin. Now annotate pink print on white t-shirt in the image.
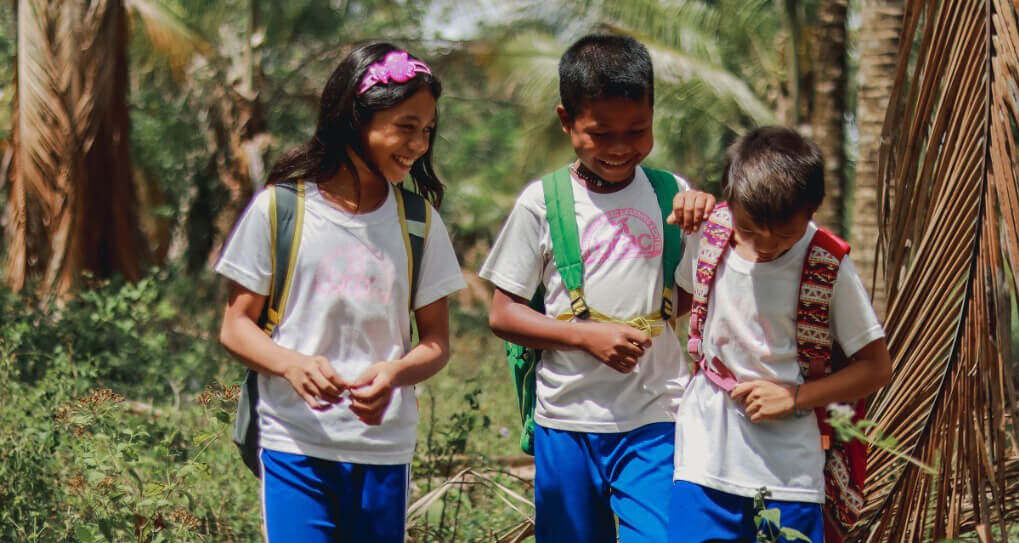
[581,208,662,265]
[313,242,395,303]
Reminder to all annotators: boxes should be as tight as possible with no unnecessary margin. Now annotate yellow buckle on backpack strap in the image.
[568,288,591,319]
[660,286,674,320]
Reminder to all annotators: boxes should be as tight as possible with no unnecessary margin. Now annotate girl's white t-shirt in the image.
[479,168,693,433]
[673,222,885,503]
[216,182,466,464]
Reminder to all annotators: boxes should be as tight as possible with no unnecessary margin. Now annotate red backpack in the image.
[688,202,867,542]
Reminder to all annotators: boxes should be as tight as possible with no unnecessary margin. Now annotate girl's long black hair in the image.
[266,42,445,207]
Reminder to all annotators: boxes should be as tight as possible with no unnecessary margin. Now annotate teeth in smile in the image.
[394,156,414,167]
[600,158,629,167]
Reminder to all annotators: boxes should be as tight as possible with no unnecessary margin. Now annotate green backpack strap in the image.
[541,166,590,319]
[238,179,306,478]
[642,167,685,320]
[395,186,431,311]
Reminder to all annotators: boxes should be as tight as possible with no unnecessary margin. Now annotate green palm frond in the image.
[125,0,208,75]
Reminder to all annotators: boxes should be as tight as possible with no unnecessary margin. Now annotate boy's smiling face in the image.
[557,96,654,183]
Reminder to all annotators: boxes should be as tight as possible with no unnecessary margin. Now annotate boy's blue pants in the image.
[259,448,408,543]
[668,480,824,542]
[534,421,675,543]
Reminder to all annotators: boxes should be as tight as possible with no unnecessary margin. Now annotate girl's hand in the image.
[282,354,348,411]
[576,322,651,374]
[666,190,716,234]
[348,362,398,425]
[730,380,796,422]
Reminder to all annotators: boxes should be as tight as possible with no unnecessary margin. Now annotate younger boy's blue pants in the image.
[534,421,675,543]
[259,448,409,543]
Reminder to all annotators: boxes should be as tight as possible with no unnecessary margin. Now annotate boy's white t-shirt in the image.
[216,182,466,465]
[673,221,885,503]
[479,167,693,433]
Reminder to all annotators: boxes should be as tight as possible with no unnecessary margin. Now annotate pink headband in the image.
[358,51,432,95]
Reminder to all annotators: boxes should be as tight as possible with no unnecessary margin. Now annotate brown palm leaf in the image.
[852,0,1019,541]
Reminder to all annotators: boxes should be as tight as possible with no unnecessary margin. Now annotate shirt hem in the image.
[672,472,824,504]
[535,413,673,433]
[478,269,534,301]
[259,438,414,465]
[414,274,468,310]
[215,260,269,295]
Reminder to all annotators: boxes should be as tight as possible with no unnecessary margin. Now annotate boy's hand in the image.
[666,190,716,234]
[348,362,398,425]
[576,322,652,373]
[282,354,348,411]
[730,380,796,422]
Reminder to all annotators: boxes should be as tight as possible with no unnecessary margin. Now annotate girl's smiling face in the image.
[359,88,437,184]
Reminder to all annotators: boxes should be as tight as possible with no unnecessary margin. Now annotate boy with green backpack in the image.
[480,34,714,543]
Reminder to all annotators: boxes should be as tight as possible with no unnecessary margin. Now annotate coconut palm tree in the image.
[850,0,1019,540]
[851,0,903,318]
[810,0,848,234]
[5,0,201,296]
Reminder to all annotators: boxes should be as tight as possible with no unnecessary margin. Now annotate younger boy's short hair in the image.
[721,126,825,228]
[559,34,654,118]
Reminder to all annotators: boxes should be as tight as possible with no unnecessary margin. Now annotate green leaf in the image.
[75,525,96,542]
[780,526,813,542]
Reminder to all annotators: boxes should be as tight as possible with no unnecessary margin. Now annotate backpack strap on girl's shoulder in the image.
[394,186,431,312]
[257,179,306,336]
[687,202,733,361]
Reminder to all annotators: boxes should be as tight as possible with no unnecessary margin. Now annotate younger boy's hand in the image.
[576,322,652,373]
[348,362,398,425]
[666,190,716,234]
[730,380,796,422]
[282,354,348,411]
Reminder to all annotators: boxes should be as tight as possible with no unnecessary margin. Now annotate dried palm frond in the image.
[853,0,1019,541]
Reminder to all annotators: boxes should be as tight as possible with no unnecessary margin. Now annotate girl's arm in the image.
[346,296,453,425]
[731,337,893,422]
[489,287,652,374]
[219,280,346,410]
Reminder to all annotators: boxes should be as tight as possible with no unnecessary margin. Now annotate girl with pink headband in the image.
[217,42,464,542]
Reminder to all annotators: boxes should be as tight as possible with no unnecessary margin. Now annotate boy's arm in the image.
[732,338,892,422]
[489,287,652,374]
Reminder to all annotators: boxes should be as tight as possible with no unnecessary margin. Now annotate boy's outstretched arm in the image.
[731,337,893,422]
[489,287,652,374]
[667,190,716,233]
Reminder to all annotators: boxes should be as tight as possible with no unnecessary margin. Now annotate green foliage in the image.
[753,487,812,543]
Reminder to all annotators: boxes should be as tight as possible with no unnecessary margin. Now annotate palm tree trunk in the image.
[7,0,141,296]
[810,0,848,235]
[852,0,904,318]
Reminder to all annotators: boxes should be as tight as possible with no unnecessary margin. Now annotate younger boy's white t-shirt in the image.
[216,182,466,465]
[673,222,884,503]
[480,168,693,433]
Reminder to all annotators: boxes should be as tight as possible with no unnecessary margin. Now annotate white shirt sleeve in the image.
[831,255,886,357]
[413,206,467,309]
[478,182,547,300]
[675,229,700,294]
[215,190,273,295]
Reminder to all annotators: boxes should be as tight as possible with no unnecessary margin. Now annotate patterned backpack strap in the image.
[687,202,734,361]
[796,227,866,541]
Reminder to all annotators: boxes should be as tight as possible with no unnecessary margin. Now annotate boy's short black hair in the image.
[721,126,825,228]
[559,34,654,118]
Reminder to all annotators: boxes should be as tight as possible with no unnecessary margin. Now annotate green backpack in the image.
[232,180,431,477]
[506,165,686,455]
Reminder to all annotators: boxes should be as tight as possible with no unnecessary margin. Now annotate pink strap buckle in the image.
[698,356,739,392]
[358,51,432,95]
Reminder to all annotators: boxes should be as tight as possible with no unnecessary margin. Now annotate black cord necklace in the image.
[570,162,635,190]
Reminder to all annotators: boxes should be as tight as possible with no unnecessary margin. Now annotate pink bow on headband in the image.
[358,51,432,95]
